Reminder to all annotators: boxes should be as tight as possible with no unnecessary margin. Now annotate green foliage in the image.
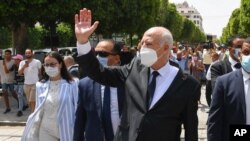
[28,24,47,49]
[155,0,169,26]
[180,18,195,42]
[56,22,73,47]
[164,3,184,40]
[0,27,11,49]
[220,8,240,43]
[239,0,250,37]
[221,0,250,43]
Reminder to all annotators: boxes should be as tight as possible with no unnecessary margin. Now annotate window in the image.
[181,11,184,13]
[194,20,196,24]
[197,21,200,24]
[194,15,196,18]
[186,16,190,18]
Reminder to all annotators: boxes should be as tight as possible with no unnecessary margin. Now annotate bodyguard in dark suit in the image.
[74,8,200,141]
[74,40,125,141]
[208,38,250,141]
[211,35,244,89]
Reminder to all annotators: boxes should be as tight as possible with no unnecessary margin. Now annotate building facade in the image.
[176,1,204,32]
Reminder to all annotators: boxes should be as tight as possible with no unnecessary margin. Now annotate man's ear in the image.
[163,43,170,51]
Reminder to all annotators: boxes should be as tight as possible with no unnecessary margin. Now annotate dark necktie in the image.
[147,71,159,109]
[234,63,241,69]
[102,86,114,141]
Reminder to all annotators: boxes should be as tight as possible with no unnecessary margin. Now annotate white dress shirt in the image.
[242,69,250,124]
[101,86,120,135]
[149,62,179,109]
[206,60,220,80]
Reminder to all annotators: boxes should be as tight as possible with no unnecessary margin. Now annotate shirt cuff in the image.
[77,41,91,56]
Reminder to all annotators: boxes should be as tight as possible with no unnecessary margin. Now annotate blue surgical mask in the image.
[97,55,108,67]
[234,48,241,58]
[241,55,250,73]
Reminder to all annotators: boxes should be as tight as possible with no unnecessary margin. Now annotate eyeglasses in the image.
[43,62,58,67]
[95,51,117,57]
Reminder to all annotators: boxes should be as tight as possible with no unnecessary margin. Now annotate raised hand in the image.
[75,8,99,44]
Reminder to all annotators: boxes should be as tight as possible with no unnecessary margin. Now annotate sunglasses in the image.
[43,62,58,67]
[95,51,117,57]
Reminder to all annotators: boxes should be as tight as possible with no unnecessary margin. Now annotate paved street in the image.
[0,85,209,141]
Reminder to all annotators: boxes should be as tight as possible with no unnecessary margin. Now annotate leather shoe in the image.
[3,108,11,114]
[17,111,23,117]
[22,105,29,111]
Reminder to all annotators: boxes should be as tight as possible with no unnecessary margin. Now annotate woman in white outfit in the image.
[21,51,78,141]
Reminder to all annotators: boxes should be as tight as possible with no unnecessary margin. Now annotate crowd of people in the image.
[0,8,250,141]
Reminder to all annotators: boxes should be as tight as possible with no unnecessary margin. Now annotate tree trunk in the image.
[11,23,28,54]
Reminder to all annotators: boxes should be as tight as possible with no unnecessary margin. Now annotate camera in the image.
[203,41,213,49]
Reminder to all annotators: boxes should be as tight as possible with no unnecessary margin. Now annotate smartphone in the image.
[25,60,29,64]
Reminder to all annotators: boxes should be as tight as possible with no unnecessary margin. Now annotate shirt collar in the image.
[150,61,171,77]
[242,69,250,83]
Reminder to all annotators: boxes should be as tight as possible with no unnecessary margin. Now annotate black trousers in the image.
[205,80,212,107]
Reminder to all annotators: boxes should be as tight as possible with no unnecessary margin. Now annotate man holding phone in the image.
[18,48,41,112]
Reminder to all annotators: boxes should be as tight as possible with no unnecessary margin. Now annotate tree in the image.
[239,0,250,37]
[220,8,241,43]
[180,18,195,42]
[163,3,184,41]
[28,24,47,50]
[0,0,81,54]
[56,22,73,47]
[0,27,11,49]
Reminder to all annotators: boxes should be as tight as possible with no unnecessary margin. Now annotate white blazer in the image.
[21,79,78,141]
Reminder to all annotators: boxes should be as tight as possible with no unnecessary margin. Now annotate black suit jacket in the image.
[76,50,200,141]
[73,77,124,141]
[211,56,232,89]
[207,69,246,141]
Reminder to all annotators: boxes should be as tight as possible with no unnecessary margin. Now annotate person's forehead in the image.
[242,42,250,50]
[45,56,57,62]
[142,34,160,44]
[233,38,244,44]
[25,50,32,53]
[95,41,113,51]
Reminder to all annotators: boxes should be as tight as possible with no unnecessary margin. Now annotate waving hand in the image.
[75,8,99,44]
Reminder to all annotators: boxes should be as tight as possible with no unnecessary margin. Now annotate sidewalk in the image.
[0,94,31,126]
[0,85,209,140]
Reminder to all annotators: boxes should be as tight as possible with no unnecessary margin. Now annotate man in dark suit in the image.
[74,40,125,141]
[74,8,200,141]
[207,37,250,141]
[211,35,244,88]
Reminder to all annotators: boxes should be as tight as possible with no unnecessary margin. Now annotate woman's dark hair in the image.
[41,51,73,83]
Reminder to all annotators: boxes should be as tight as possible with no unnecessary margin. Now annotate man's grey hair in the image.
[160,30,173,49]
[64,55,75,64]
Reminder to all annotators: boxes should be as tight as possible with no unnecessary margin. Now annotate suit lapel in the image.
[94,82,102,119]
[150,70,185,110]
[140,67,150,111]
[225,57,233,72]
[236,70,246,118]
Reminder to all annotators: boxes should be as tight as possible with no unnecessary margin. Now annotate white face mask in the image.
[45,67,60,78]
[139,47,158,67]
